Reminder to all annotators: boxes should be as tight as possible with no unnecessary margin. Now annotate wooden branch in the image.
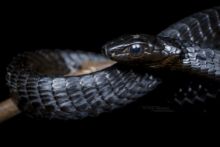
[0,98,20,123]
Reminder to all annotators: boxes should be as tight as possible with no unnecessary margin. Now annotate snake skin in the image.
[159,7,220,44]
[158,7,220,108]
[6,50,160,119]
[158,7,220,77]
[6,7,220,119]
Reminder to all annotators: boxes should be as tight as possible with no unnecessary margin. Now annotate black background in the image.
[0,1,219,141]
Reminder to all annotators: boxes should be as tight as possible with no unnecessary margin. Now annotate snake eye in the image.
[129,44,144,56]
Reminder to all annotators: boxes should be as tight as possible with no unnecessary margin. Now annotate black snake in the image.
[6,7,220,119]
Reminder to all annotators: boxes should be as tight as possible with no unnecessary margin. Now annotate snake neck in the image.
[148,37,184,69]
[157,37,220,80]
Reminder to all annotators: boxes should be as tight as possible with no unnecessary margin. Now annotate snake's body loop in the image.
[6,7,220,119]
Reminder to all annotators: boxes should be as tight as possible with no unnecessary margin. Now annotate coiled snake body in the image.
[6,7,220,119]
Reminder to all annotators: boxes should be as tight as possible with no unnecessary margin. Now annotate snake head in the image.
[102,34,167,65]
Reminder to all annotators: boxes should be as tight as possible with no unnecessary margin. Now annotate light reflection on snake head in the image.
[102,34,166,65]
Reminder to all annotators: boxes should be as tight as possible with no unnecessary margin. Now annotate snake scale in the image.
[6,7,220,119]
